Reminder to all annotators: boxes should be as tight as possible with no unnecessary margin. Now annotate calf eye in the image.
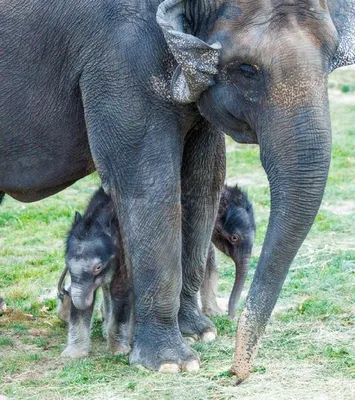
[93,263,103,275]
[230,234,241,244]
[239,64,259,78]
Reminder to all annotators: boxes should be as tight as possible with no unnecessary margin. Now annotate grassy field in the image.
[0,68,354,400]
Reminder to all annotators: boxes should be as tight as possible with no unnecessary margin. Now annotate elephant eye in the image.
[239,64,259,78]
[93,263,103,275]
[230,234,241,244]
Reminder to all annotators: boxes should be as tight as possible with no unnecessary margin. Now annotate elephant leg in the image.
[179,123,226,341]
[61,294,95,358]
[105,258,132,355]
[200,244,223,317]
[101,283,111,339]
[83,96,199,371]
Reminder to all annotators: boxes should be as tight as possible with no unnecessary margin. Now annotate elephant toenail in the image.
[201,331,217,342]
[158,363,180,373]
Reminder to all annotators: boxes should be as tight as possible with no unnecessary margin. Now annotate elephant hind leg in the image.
[179,122,226,341]
[105,251,132,356]
[0,192,4,204]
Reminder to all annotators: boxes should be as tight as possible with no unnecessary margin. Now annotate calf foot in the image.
[61,345,89,358]
[107,335,131,356]
[179,298,217,342]
[129,321,199,372]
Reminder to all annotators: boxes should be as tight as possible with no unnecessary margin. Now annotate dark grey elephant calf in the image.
[201,185,255,319]
[59,189,132,358]
[1,0,354,380]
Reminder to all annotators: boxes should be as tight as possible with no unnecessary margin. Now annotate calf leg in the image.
[61,294,95,358]
[105,254,132,355]
[101,283,111,339]
[200,245,223,317]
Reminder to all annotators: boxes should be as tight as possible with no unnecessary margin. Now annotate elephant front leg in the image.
[200,245,224,317]
[179,124,226,341]
[83,103,199,371]
[61,296,95,358]
[105,259,132,356]
[115,174,198,371]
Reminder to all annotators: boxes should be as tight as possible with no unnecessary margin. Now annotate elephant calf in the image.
[201,185,255,319]
[58,184,254,357]
[59,188,132,358]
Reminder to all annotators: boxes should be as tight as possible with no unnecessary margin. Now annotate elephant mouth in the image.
[198,90,258,144]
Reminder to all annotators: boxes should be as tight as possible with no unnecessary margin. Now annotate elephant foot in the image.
[60,346,89,359]
[129,322,200,372]
[179,301,217,342]
[110,343,131,356]
[108,338,131,356]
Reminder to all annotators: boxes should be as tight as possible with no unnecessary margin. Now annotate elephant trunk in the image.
[231,102,332,382]
[70,283,96,311]
[228,252,251,319]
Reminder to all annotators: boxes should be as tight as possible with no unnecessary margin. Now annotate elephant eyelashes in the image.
[239,64,259,78]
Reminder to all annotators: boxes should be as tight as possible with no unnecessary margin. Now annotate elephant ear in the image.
[328,0,355,72]
[74,211,82,226]
[156,0,221,103]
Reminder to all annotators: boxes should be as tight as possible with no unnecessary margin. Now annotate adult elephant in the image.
[0,0,354,380]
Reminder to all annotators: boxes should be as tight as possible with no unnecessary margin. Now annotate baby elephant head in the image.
[212,185,255,319]
[66,189,118,311]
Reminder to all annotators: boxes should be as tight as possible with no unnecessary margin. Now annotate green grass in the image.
[0,69,354,399]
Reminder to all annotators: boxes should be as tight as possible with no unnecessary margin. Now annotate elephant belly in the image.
[0,108,95,203]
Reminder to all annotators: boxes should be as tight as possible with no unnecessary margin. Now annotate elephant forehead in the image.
[267,0,327,11]
[68,257,101,274]
[215,0,327,25]
[213,1,334,69]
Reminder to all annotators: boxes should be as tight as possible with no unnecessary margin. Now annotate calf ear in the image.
[157,0,221,103]
[328,0,355,71]
[74,211,82,225]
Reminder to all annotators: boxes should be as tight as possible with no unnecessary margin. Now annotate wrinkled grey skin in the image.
[201,185,255,319]
[60,190,132,358]
[1,0,354,378]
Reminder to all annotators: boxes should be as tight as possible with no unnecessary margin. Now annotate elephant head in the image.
[157,0,355,382]
[212,184,255,319]
[66,202,118,311]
